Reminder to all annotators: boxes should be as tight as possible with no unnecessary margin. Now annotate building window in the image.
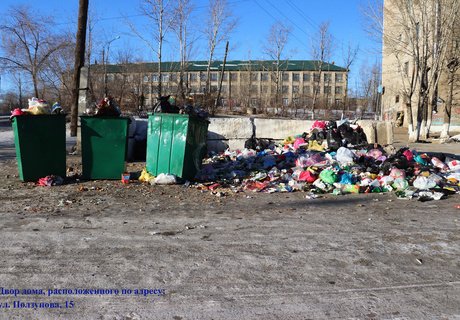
[152,74,159,82]
[324,86,331,94]
[335,99,342,107]
[293,98,299,105]
[170,73,177,82]
[190,73,197,82]
[292,73,300,82]
[324,73,332,83]
[282,85,289,94]
[251,98,258,106]
[395,95,400,103]
[261,72,269,81]
[251,85,258,93]
[261,85,269,93]
[210,85,218,93]
[313,73,320,82]
[221,99,227,107]
[143,75,149,82]
[161,73,169,82]
[335,86,343,95]
[282,73,289,81]
[210,72,218,81]
[335,73,343,82]
[303,73,311,82]
[200,72,207,81]
[251,73,258,81]
[282,98,289,106]
[303,86,310,94]
[222,73,228,81]
[404,61,409,76]
[292,85,299,93]
[230,72,238,81]
[221,85,227,92]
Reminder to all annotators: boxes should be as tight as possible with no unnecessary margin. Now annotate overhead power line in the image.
[252,0,309,49]
[55,0,250,26]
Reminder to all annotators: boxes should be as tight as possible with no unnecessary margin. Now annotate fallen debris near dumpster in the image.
[193,120,460,201]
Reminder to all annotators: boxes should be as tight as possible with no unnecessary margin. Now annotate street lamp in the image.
[103,35,121,97]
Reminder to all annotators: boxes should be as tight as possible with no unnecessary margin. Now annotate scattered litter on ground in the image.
[190,120,460,201]
[37,175,64,187]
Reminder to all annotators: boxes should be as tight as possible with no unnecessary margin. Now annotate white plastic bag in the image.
[151,173,177,185]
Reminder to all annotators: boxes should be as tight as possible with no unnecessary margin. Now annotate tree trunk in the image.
[406,102,417,142]
[32,73,39,98]
[441,70,455,138]
[70,0,89,137]
[206,45,215,94]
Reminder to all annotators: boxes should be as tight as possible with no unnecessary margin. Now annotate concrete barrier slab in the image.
[254,118,314,139]
[208,117,253,139]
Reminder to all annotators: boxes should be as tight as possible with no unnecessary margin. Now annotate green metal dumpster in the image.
[80,116,129,180]
[11,114,66,182]
[146,113,209,180]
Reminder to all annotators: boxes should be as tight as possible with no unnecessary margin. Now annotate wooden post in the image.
[70,0,89,137]
[214,41,229,113]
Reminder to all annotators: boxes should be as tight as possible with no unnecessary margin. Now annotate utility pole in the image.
[214,41,229,113]
[70,0,89,137]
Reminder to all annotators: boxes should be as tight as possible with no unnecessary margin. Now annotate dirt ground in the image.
[0,124,459,319]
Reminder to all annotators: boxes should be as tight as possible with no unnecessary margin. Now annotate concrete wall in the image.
[131,116,394,154]
[206,116,394,152]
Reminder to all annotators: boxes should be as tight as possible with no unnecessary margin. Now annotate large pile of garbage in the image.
[195,120,460,201]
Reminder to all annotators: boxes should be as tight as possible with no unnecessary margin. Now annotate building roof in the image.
[95,60,347,73]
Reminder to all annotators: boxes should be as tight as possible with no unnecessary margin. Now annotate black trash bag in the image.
[338,123,355,145]
[326,128,342,150]
[309,128,327,143]
[244,138,273,151]
[352,127,368,146]
[153,95,180,114]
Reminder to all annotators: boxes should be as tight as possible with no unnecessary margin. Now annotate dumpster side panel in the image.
[12,115,66,182]
[81,117,128,180]
[146,115,162,175]
[146,114,208,180]
[156,116,174,175]
[147,114,187,177]
[169,117,188,177]
[184,118,208,180]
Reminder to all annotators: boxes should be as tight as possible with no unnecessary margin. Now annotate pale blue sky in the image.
[0,0,381,93]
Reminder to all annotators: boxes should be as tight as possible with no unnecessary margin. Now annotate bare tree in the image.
[128,0,174,100]
[172,0,193,101]
[381,0,459,141]
[204,0,236,110]
[441,32,460,138]
[263,22,291,111]
[341,42,359,110]
[38,32,76,107]
[358,61,381,113]
[361,0,384,46]
[0,6,71,98]
[310,21,333,117]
